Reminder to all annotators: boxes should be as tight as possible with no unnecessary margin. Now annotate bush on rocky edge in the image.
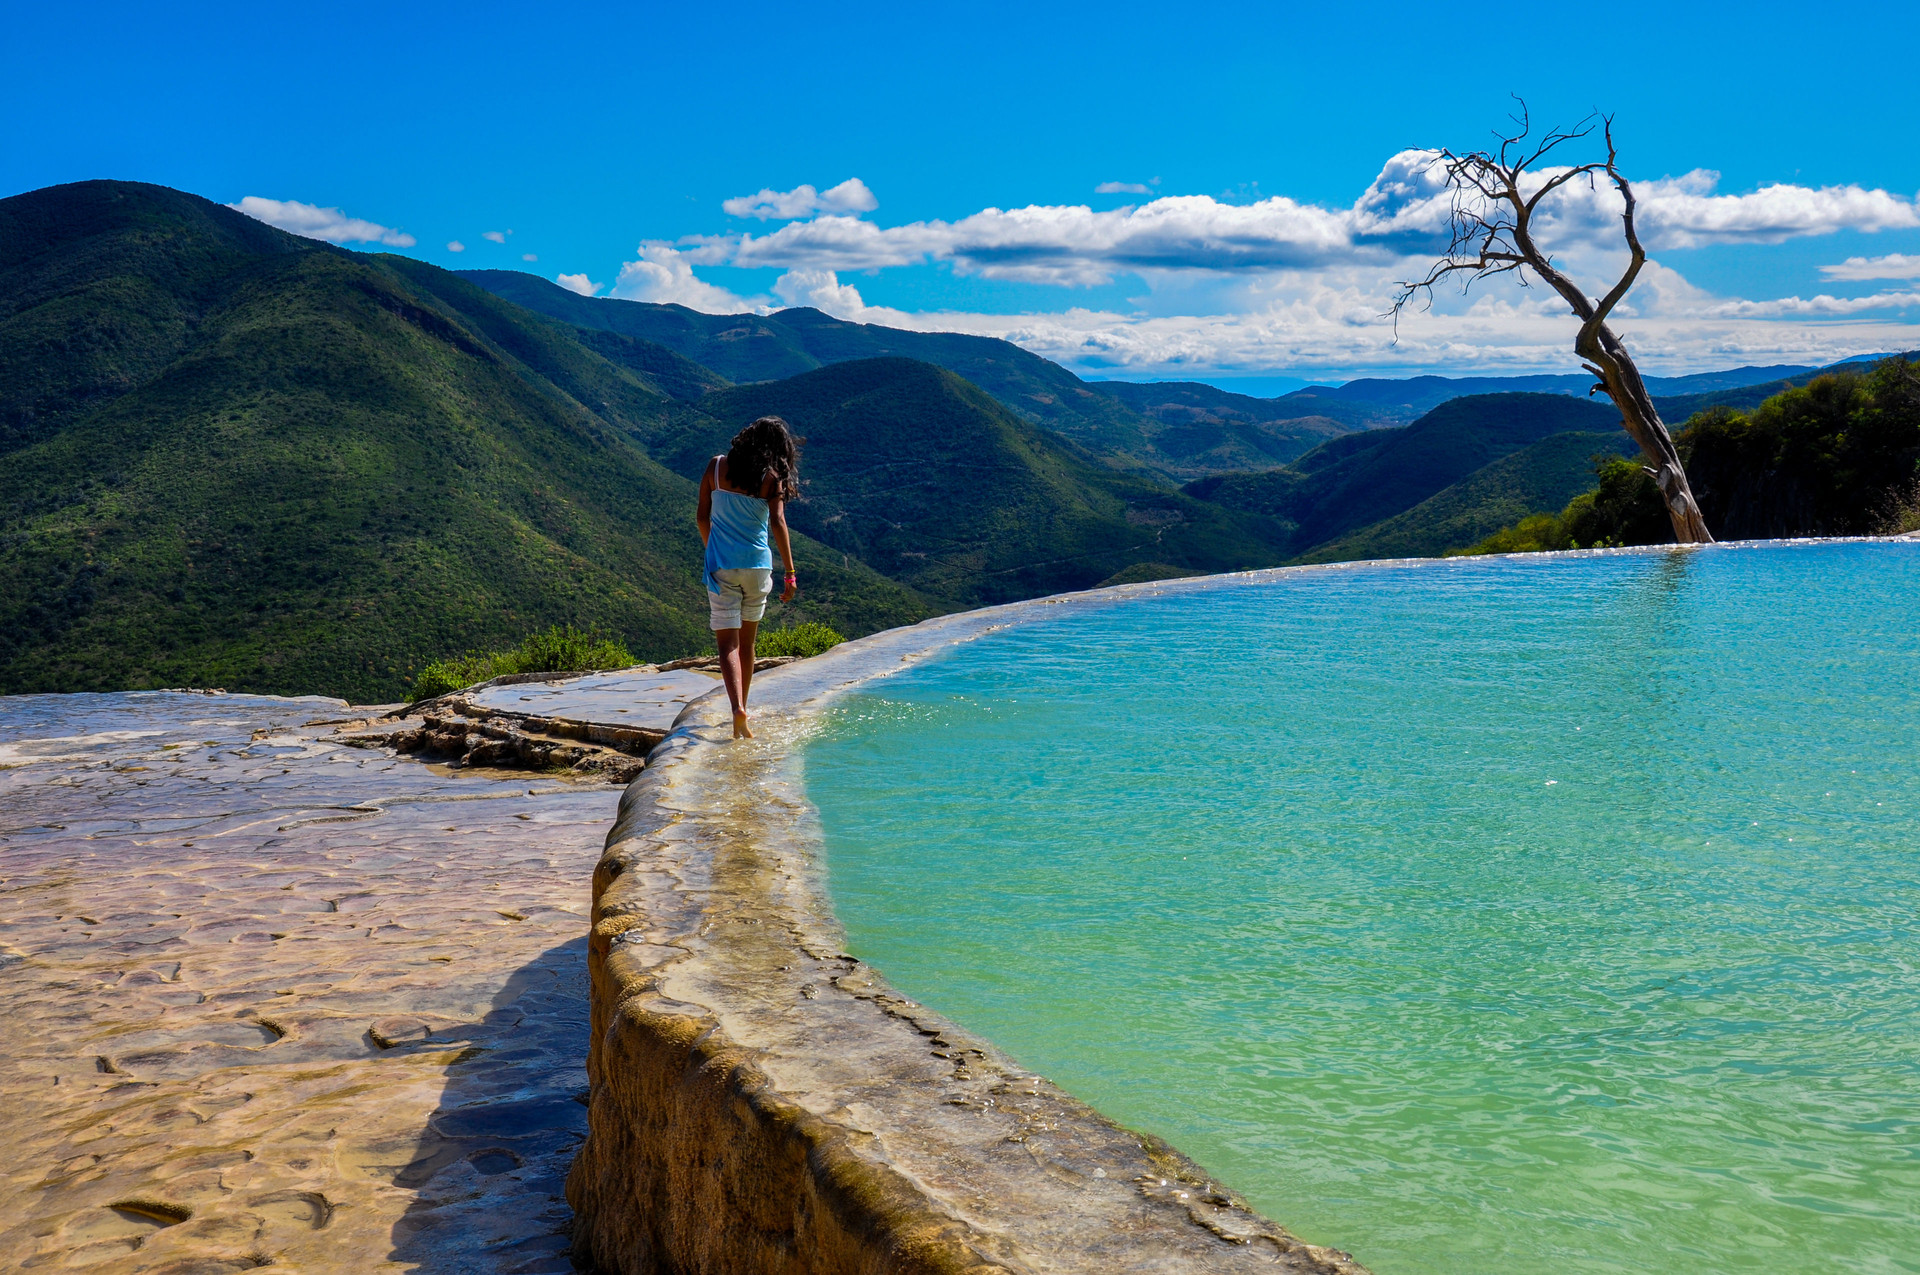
[411,625,634,700]
[755,623,845,659]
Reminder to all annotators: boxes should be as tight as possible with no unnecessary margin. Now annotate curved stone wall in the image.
[568,568,1381,1274]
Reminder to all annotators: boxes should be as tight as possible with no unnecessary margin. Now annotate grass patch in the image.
[755,622,845,659]
[411,624,634,700]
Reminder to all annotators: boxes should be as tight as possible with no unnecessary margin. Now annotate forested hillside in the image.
[0,182,924,699]
[1684,359,1920,537]
[1182,394,1627,559]
[1299,431,1637,562]
[1094,381,1363,475]
[459,270,1175,473]
[1458,358,1920,553]
[634,358,1294,605]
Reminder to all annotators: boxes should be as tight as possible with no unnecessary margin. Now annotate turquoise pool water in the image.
[803,543,1920,1275]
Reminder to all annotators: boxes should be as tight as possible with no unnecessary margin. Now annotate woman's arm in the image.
[765,476,797,602]
[696,457,716,546]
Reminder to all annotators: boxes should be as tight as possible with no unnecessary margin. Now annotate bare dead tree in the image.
[1393,105,1713,543]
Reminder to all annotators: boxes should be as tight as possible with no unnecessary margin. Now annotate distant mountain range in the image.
[0,181,1899,700]
[586,355,1294,607]
[461,269,1877,476]
[1271,363,1851,419]
[1184,394,1633,560]
[459,270,1173,475]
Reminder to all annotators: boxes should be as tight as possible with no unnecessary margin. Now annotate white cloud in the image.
[1821,253,1920,281]
[726,246,1910,379]
[610,242,756,313]
[483,230,509,243]
[593,153,1920,376]
[588,245,1918,376]
[699,196,1359,285]
[1346,155,1920,254]
[447,239,465,252]
[1684,290,1920,318]
[1636,174,1920,248]
[1096,181,1152,195]
[722,178,879,221]
[1591,260,1920,320]
[859,288,1920,381]
[522,253,538,262]
[772,269,869,320]
[685,155,1920,287]
[228,196,416,247]
[556,273,603,297]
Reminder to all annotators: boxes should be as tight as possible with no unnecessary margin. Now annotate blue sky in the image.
[8,0,1919,386]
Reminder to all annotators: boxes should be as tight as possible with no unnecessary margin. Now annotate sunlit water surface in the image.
[804,543,1920,1275]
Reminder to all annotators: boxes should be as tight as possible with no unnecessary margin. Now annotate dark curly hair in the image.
[725,415,802,501]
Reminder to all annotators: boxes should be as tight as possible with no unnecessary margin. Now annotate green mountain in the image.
[1297,431,1636,562]
[458,270,1172,473]
[1456,358,1920,554]
[1093,380,1368,476]
[1271,364,1839,428]
[1646,353,1916,422]
[1276,376,1593,426]
[613,357,1295,606]
[1185,393,1625,557]
[0,181,925,700]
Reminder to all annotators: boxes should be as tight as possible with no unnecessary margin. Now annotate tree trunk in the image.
[1402,116,1720,545]
[1577,322,1714,544]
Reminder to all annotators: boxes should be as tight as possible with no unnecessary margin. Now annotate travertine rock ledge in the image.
[571,574,1375,1274]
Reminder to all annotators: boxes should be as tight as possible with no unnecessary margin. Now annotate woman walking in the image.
[697,416,799,738]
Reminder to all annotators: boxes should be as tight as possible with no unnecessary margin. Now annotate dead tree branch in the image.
[1392,103,1713,544]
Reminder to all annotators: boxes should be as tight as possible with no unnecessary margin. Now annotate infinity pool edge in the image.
[567,539,1902,1273]
[566,567,1400,1274]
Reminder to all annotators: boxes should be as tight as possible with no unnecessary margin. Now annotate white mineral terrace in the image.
[0,674,713,1273]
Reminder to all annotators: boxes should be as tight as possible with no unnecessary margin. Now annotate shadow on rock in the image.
[386,936,592,1273]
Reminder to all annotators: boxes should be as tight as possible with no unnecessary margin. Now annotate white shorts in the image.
[708,567,773,630]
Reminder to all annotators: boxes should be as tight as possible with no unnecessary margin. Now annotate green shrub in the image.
[410,655,494,700]
[512,624,634,673]
[755,622,846,659]
[411,624,634,700]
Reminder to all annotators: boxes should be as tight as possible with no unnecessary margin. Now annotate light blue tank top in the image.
[704,460,773,593]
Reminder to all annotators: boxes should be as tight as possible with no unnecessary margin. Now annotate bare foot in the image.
[732,711,754,739]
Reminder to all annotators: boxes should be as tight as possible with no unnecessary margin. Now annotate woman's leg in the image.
[715,627,752,737]
[738,618,759,708]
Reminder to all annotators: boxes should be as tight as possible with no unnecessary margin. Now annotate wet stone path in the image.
[0,691,621,1273]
